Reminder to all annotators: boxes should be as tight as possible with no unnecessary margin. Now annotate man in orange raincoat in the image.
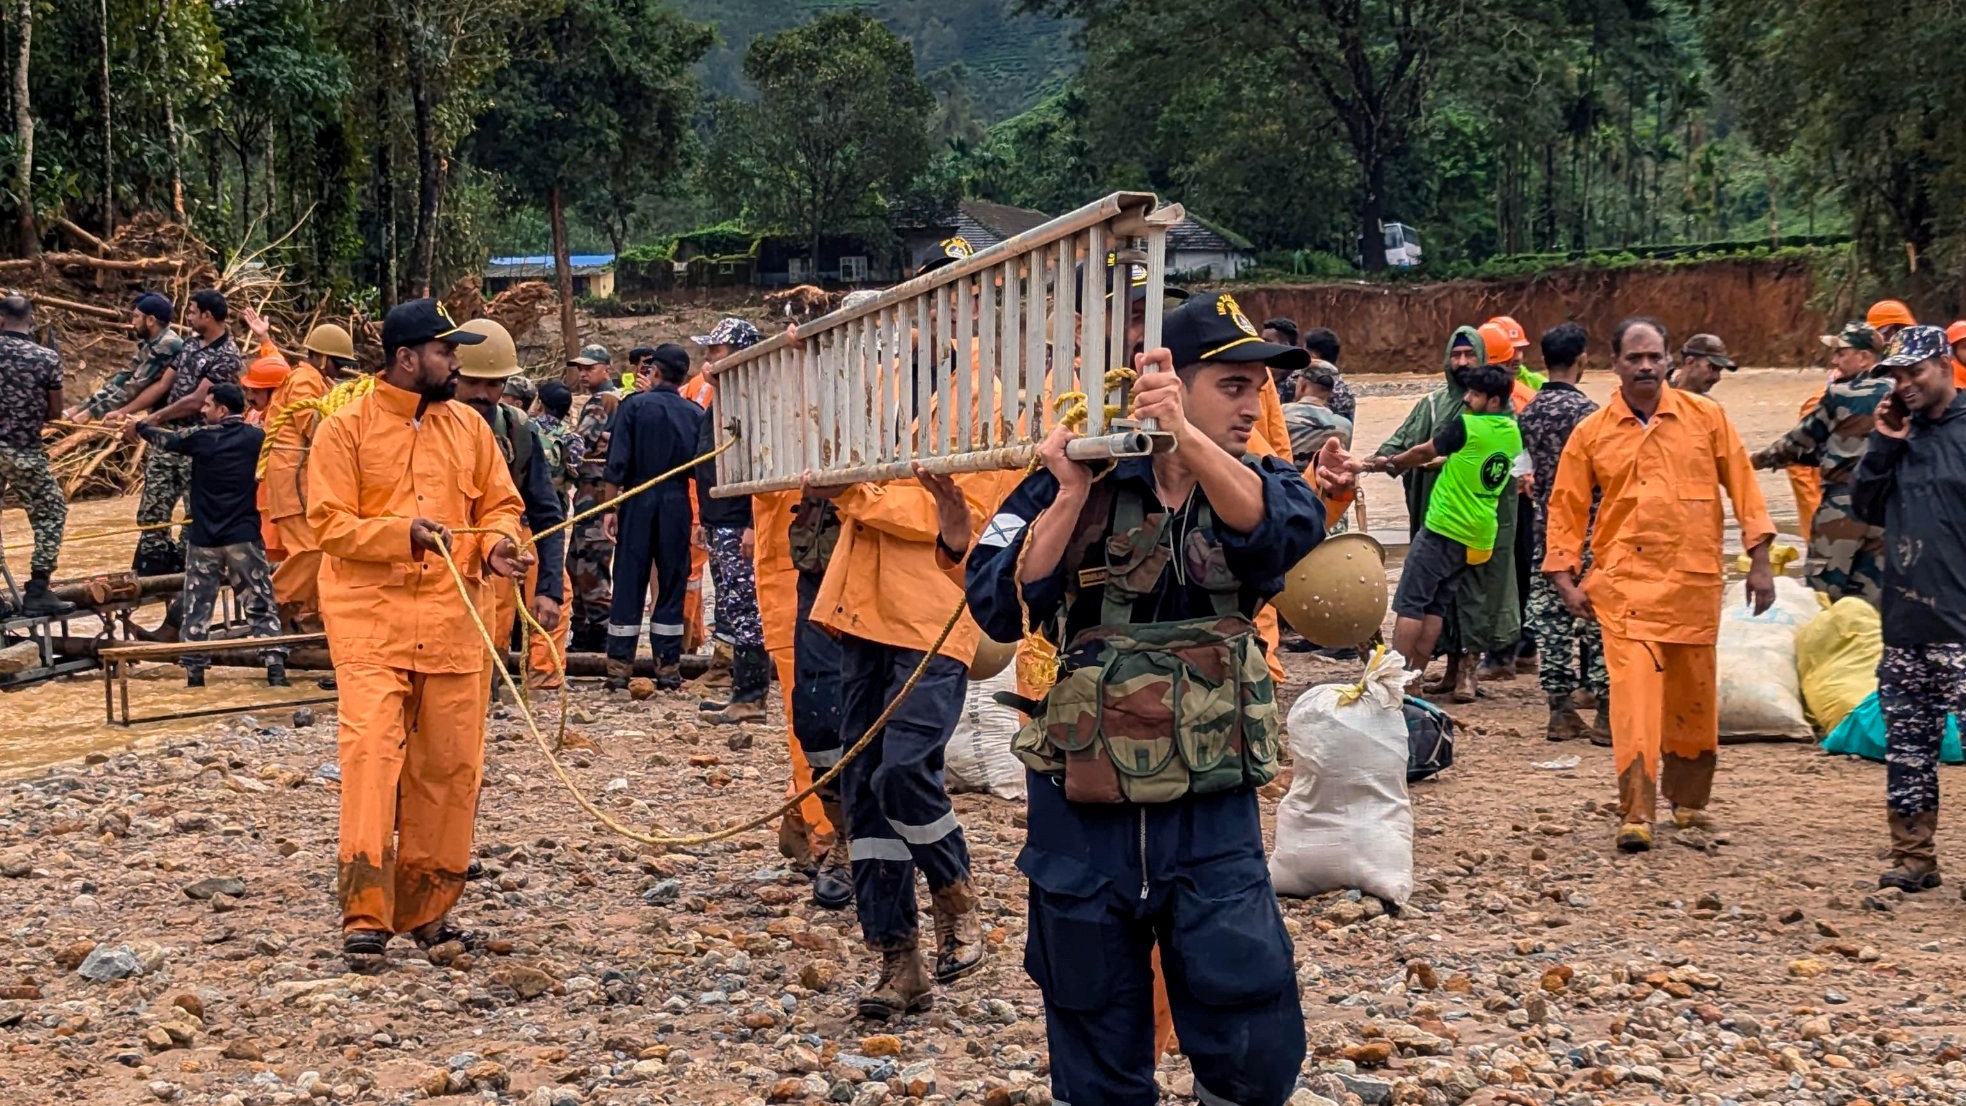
[1543,316,1776,854]
[240,305,359,633]
[307,299,528,971]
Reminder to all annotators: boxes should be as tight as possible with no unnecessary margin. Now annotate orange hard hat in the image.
[1866,299,1916,328]
[1485,315,1531,349]
[1477,323,1516,367]
[1947,320,1966,346]
[241,355,290,390]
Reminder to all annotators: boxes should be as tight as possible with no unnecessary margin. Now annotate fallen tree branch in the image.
[53,216,108,253]
[35,294,126,321]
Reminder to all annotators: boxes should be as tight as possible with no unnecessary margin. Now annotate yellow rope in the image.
[256,374,374,478]
[436,539,964,847]
[1050,366,1138,433]
[454,437,738,546]
[5,517,188,552]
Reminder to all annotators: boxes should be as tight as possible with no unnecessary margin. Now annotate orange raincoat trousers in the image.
[1542,386,1775,826]
[309,380,526,935]
[754,488,832,846]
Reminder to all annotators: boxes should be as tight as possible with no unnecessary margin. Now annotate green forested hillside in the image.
[673,0,1079,121]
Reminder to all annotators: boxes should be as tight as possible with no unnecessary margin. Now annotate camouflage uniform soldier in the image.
[0,295,74,617]
[1518,322,1609,742]
[129,290,242,583]
[133,382,287,687]
[1751,322,1890,605]
[72,293,183,422]
[568,345,621,652]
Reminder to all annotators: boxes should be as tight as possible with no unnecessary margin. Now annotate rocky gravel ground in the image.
[4,651,1966,1106]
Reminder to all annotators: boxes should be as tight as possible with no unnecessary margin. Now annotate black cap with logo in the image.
[1163,292,1310,372]
[380,298,484,359]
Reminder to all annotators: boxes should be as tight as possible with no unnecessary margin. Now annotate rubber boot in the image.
[1424,653,1460,695]
[811,798,853,910]
[655,662,683,692]
[266,660,290,688]
[689,638,734,701]
[604,658,631,692]
[1474,652,1516,682]
[1545,700,1587,742]
[135,598,182,643]
[1880,810,1942,892]
[929,878,987,984]
[1589,701,1612,747]
[704,646,769,724]
[857,942,933,1020]
[184,667,206,689]
[1452,653,1480,703]
[1615,823,1653,853]
[20,575,74,617]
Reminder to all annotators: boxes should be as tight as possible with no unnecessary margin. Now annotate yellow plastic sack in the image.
[1795,598,1883,734]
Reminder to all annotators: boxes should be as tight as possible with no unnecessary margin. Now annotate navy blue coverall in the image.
[602,383,705,667]
[966,454,1323,1106]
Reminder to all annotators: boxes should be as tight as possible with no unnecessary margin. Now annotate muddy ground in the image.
[6,367,1964,1106]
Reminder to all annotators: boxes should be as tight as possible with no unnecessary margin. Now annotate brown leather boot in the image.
[1452,653,1479,703]
[1881,810,1942,892]
[1545,702,1587,742]
[857,942,933,1020]
[1474,653,1516,682]
[1589,701,1612,747]
[604,658,631,691]
[688,638,733,696]
[929,878,987,983]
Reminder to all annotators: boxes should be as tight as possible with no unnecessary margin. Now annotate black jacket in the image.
[138,416,263,548]
[693,401,751,530]
[603,384,705,507]
[1852,392,1966,646]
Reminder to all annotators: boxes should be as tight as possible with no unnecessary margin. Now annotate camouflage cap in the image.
[1878,324,1950,369]
[568,343,611,367]
[1820,322,1880,352]
[691,317,762,351]
[503,375,537,404]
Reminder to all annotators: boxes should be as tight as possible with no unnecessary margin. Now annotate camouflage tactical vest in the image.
[1012,484,1280,804]
[490,404,537,495]
[788,495,842,577]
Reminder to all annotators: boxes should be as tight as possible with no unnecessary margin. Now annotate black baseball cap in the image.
[650,342,692,378]
[627,345,659,363]
[380,298,483,358]
[1164,292,1309,372]
[1073,256,1191,308]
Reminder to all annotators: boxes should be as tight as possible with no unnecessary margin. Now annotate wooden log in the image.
[33,294,126,321]
[0,257,37,273]
[53,216,108,253]
[44,252,190,274]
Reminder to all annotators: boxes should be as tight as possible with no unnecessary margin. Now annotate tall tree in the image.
[704,10,936,271]
[474,0,711,359]
[10,0,34,253]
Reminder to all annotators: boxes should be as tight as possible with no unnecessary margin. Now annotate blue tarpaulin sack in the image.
[1819,691,1964,764]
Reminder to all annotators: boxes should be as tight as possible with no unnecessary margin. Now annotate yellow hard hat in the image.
[455,318,520,379]
[301,323,356,362]
[1273,533,1389,649]
[969,636,1018,680]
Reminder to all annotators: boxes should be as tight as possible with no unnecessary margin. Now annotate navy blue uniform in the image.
[603,384,705,666]
[966,454,1322,1106]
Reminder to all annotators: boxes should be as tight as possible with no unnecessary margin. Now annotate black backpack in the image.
[1403,696,1455,782]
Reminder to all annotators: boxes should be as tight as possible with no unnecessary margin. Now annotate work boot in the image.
[1452,654,1479,703]
[688,638,734,695]
[1474,652,1516,682]
[1589,702,1612,747]
[812,796,853,909]
[604,658,632,692]
[778,807,816,871]
[1671,806,1714,831]
[20,576,74,617]
[266,660,290,688]
[135,603,182,643]
[1545,701,1587,742]
[654,662,683,692]
[1424,653,1460,696]
[184,668,206,689]
[857,942,934,1021]
[1615,823,1653,853]
[1880,810,1942,892]
[929,878,987,984]
[342,929,389,974]
[704,645,770,724]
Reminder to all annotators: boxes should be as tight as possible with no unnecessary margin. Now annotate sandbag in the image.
[1717,576,1820,742]
[1820,691,1965,764]
[1404,697,1455,783]
[1795,598,1883,734]
[945,669,1026,801]
[1271,649,1415,905]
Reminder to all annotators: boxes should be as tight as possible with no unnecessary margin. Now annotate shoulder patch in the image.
[978,512,1027,549]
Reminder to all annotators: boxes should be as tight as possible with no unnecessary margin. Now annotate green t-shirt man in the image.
[1423,409,1524,560]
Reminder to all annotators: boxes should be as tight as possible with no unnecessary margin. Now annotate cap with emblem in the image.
[454,318,520,378]
[380,298,483,359]
[1680,333,1735,369]
[914,236,974,277]
[1074,255,1191,308]
[568,343,611,367]
[1878,324,1950,369]
[1819,323,1880,352]
[1866,299,1916,329]
[690,317,762,351]
[1163,292,1310,372]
